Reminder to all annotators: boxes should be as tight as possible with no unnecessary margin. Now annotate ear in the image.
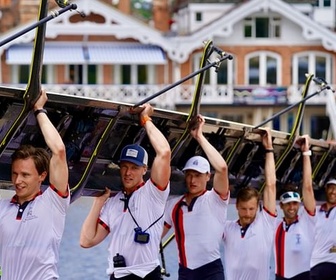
[143,166,148,175]
[39,171,48,182]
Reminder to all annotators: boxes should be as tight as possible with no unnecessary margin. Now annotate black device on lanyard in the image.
[121,194,164,244]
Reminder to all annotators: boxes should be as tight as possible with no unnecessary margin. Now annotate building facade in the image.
[0,0,335,139]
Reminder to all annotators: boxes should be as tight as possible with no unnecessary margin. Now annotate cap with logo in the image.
[182,156,210,174]
[280,191,301,204]
[120,144,148,166]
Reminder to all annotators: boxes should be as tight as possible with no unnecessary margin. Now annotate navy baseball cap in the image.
[120,144,148,166]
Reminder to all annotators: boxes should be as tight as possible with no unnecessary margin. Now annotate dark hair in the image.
[11,145,50,175]
[236,186,260,204]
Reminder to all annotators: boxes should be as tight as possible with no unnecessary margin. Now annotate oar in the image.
[0,4,78,47]
[133,51,233,108]
[254,78,332,129]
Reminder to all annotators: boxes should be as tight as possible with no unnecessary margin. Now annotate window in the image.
[137,65,147,85]
[121,65,131,84]
[120,64,149,85]
[69,65,83,84]
[293,52,332,85]
[66,64,98,84]
[193,51,234,86]
[313,0,332,7]
[195,12,202,22]
[244,17,281,38]
[19,65,29,84]
[18,65,47,84]
[310,116,330,139]
[217,60,228,85]
[246,52,280,85]
[88,65,97,84]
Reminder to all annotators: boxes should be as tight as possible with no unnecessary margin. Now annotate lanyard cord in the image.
[127,203,164,232]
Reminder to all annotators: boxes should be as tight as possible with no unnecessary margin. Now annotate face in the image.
[120,161,146,193]
[236,197,258,227]
[184,170,210,198]
[11,158,46,204]
[280,201,300,223]
[326,184,336,206]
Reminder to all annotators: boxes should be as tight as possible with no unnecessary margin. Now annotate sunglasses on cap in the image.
[280,191,301,203]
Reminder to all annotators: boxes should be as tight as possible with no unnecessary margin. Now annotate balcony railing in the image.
[4,83,335,109]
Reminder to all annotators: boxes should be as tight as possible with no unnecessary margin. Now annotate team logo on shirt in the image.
[23,206,38,222]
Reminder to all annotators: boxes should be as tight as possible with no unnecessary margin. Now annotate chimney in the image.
[19,0,40,23]
[152,0,170,32]
[118,0,131,15]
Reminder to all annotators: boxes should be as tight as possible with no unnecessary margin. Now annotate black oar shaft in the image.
[0,4,77,47]
[254,85,330,129]
[133,53,232,108]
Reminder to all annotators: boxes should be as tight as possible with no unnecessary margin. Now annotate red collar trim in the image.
[10,190,42,205]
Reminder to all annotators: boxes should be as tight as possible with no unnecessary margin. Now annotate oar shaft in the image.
[133,53,232,108]
[0,4,77,47]
[254,85,330,129]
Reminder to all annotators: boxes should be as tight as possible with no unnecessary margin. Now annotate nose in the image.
[245,209,252,217]
[13,174,21,185]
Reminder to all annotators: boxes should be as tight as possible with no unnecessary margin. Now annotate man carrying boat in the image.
[274,135,316,280]
[222,128,277,280]
[80,103,171,280]
[162,114,229,280]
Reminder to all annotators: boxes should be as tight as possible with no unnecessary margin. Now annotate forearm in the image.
[196,134,227,171]
[263,148,276,213]
[80,200,105,247]
[36,112,65,155]
[302,153,315,212]
[143,120,170,157]
[143,120,171,186]
[197,134,229,197]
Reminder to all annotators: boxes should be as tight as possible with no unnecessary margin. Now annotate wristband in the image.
[265,149,274,153]
[34,108,47,117]
[302,150,312,156]
[140,115,152,127]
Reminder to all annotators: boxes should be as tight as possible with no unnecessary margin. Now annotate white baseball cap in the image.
[326,179,336,186]
[182,156,210,174]
[280,191,301,204]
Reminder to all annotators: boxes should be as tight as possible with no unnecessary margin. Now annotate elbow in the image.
[80,239,93,249]
[219,164,228,174]
[54,143,67,158]
[160,147,171,162]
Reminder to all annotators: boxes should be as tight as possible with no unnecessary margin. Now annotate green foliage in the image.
[131,0,153,21]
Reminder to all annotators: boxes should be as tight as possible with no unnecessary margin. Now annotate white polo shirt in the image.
[274,208,315,278]
[99,179,169,278]
[311,204,336,268]
[222,208,277,280]
[164,189,229,269]
[0,185,70,280]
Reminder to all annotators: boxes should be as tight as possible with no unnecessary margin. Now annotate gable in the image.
[168,0,336,62]
[0,0,168,57]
